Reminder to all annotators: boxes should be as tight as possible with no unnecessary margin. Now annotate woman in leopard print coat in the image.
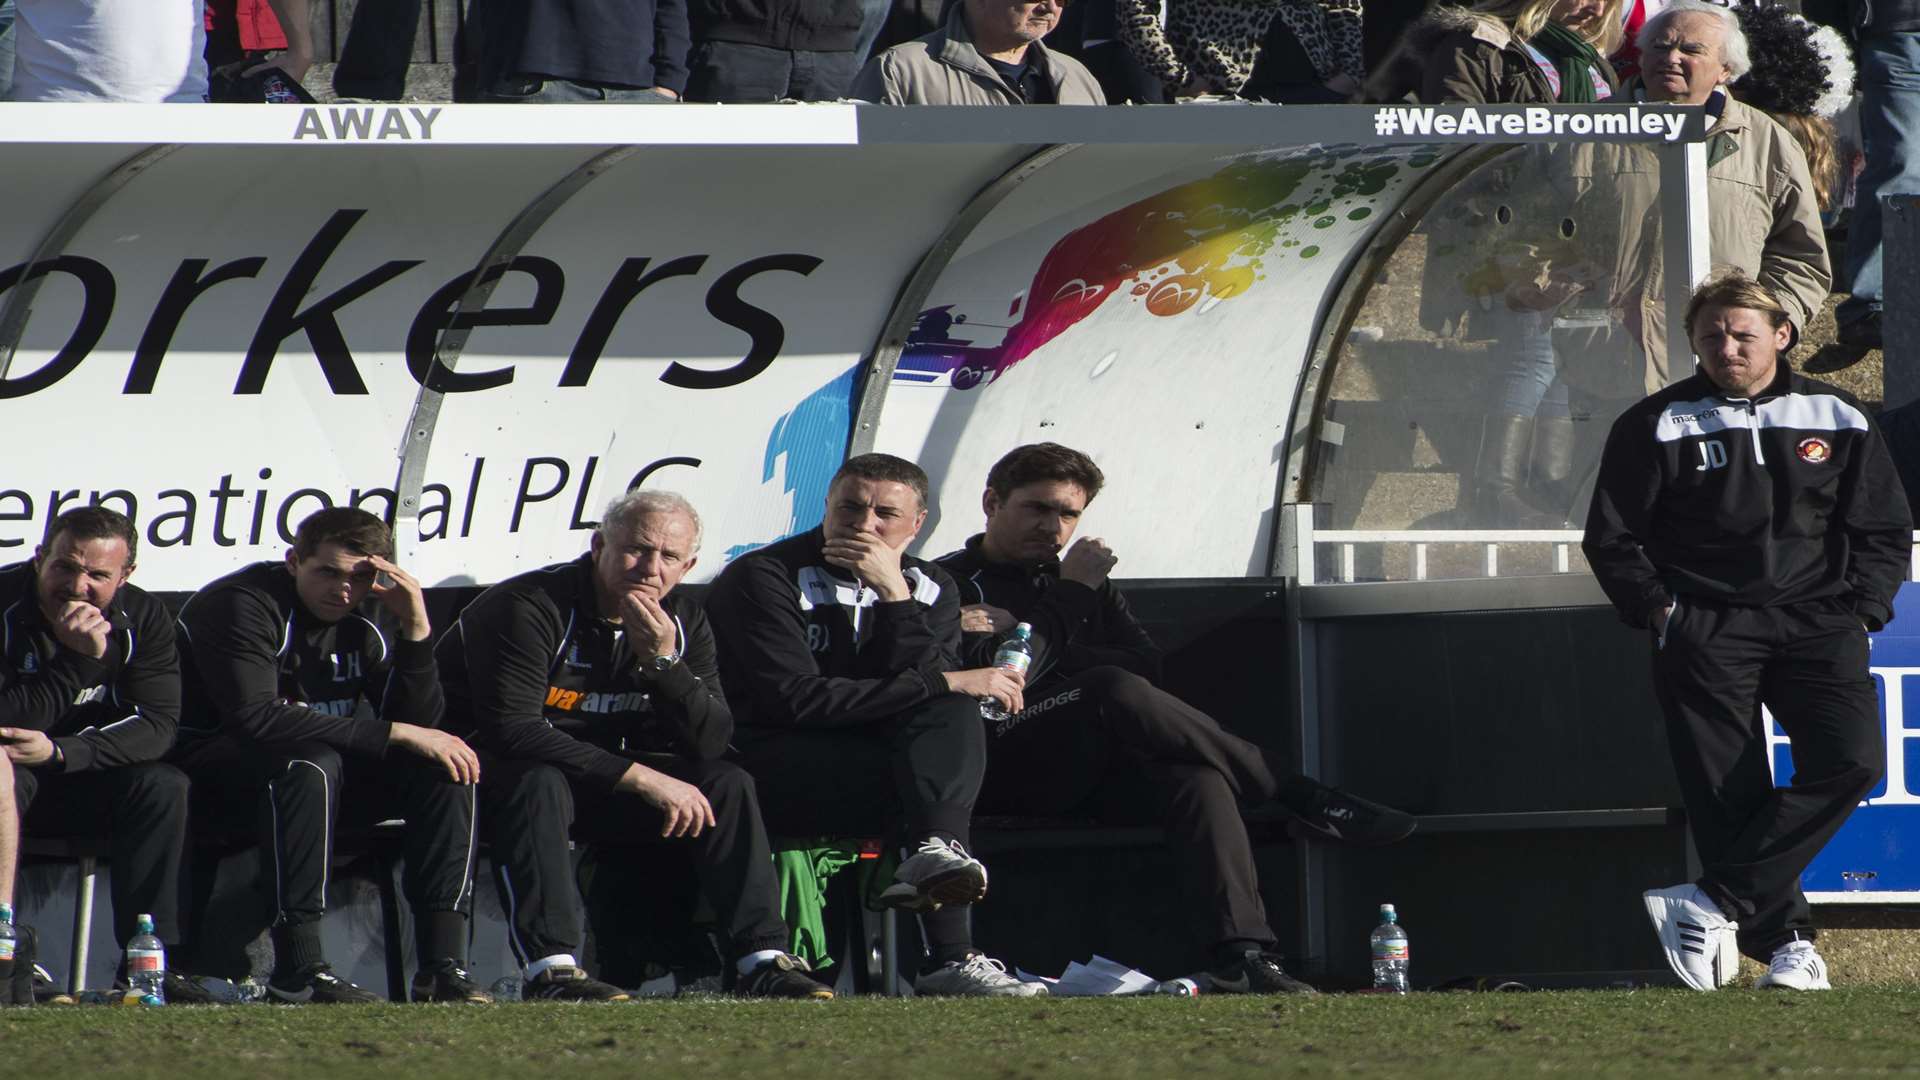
[1116,0,1366,100]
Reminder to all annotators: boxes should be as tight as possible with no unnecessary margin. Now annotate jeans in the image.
[683,39,861,102]
[478,76,679,103]
[1489,306,1571,418]
[1839,31,1920,326]
[0,0,15,101]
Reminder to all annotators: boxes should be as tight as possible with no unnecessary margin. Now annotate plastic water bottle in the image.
[126,913,166,1005]
[0,904,16,974]
[1370,903,1410,993]
[978,622,1034,723]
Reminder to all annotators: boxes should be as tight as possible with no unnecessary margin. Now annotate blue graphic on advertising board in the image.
[724,363,858,562]
[1789,582,1920,896]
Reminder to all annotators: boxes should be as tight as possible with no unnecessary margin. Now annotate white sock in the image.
[736,948,783,976]
[524,953,577,981]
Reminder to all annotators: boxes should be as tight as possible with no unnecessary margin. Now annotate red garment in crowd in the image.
[205,0,289,51]
[1612,0,1669,81]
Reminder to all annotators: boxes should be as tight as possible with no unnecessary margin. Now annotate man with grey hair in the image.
[1617,0,1829,387]
[439,490,832,1000]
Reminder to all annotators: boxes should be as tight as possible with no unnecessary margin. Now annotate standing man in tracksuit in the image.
[1585,273,1912,992]
[706,452,1044,997]
[173,507,485,1004]
[935,442,1417,994]
[0,507,205,1003]
[440,490,829,1001]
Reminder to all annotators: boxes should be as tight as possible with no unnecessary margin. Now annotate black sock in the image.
[271,920,327,979]
[920,907,974,968]
[1212,939,1270,968]
[417,910,468,970]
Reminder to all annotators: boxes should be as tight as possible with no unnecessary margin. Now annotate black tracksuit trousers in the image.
[15,763,190,949]
[176,737,478,953]
[481,752,789,966]
[1652,597,1884,958]
[733,693,987,963]
[974,665,1301,951]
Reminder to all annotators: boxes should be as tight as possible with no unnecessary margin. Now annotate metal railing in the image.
[1284,506,1920,586]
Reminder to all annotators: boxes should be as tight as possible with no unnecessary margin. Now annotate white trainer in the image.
[1755,940,1830,990]
[914,953,1047,998]
[1642,884,1739,991]
[879,837,988,912]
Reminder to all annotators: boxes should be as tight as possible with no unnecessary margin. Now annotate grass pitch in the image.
[6,990,1920,1078]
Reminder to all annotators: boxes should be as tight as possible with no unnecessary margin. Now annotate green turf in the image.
[5,990,1919,1078]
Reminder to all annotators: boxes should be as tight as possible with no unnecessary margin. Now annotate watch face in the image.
[652,654,677,671]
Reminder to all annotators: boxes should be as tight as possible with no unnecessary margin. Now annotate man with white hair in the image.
[851,0,1103,103]
[439,490,832,1001]
[1620,0,1830,389]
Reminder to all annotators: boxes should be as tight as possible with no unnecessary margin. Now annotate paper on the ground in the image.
[1015,954,1161,995]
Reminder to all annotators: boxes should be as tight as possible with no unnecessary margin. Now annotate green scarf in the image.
[1529,21,1607,104]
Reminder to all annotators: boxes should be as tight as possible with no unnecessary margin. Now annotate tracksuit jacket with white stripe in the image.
[1584,368,1913,631]
[176,561,442,753]
[0,560,180,771]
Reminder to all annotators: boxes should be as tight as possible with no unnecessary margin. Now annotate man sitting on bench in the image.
[0,507,206,1003]
[935,443,1418,993]
[439,490,830,1001]
[706,453,1043,997]
[173,508,485,1004]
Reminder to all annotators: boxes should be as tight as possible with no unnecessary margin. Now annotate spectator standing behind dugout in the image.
[851,0,1103,103]
[935,444,1416,994]
[6,0,307,101]
[467,0,688,103]
[1613,0,1830,392]
[706,454,1044,997]
[171,508,485,1005]
[1833,0,1920,350]
[683,0,864,101]
[0,508,207,1003]
[1584,274,1912,993]
[438,491,832,1001]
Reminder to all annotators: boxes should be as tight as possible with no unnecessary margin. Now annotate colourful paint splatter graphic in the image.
[894,146,1437,389]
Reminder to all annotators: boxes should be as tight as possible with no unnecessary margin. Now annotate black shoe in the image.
[267,964,384,1004]
[158,970,220,1005]
[5,924,33,1007]
[411,962,494,1004]
[524,964,630,1002]
[736,954,834,1000]
[1208,950,1318,994]
[1290,784,1417,846]
[1838,312,1883,350]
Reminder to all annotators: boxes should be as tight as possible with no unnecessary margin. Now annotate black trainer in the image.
[1290,785,1417,846]
[737,954,834,1000]
[411,962,494,1004]
[524,965,630,1002]
[5,924,34,1007]
[1838,312,1883,351]
[267,964,384,1004]
[159,970,220,1005]
[1208,950,1318,994]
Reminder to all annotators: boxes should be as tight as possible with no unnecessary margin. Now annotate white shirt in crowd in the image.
[8,0,209,102]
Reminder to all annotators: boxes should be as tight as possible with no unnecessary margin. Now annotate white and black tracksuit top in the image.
[1584,369,1914,631]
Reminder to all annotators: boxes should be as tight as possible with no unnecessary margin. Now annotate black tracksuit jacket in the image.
[934,534,1163,685]
[1584,368,1913,630]
[176,561,442,754]
[704,527,961,732]
[0,561,179,771]
[438,553,730,791]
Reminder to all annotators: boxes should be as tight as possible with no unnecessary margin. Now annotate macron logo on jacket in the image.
[1657,392,1870,442]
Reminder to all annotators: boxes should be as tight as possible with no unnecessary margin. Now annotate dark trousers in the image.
[482,752,788,966]
[15,762,190,949]
[976,666,1284,949]
[1652,598,1884,957]
[175,737,478,936]
[682,39,862,102]
[734,693,986,961]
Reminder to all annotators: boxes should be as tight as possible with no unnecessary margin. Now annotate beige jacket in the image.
[850,5,1105,105]
[1555,94,1832,397]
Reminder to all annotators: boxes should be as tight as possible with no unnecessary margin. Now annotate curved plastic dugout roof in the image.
[0,104,1705,588]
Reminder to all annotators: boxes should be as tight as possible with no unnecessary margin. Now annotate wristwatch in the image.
[647,652,680,675]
